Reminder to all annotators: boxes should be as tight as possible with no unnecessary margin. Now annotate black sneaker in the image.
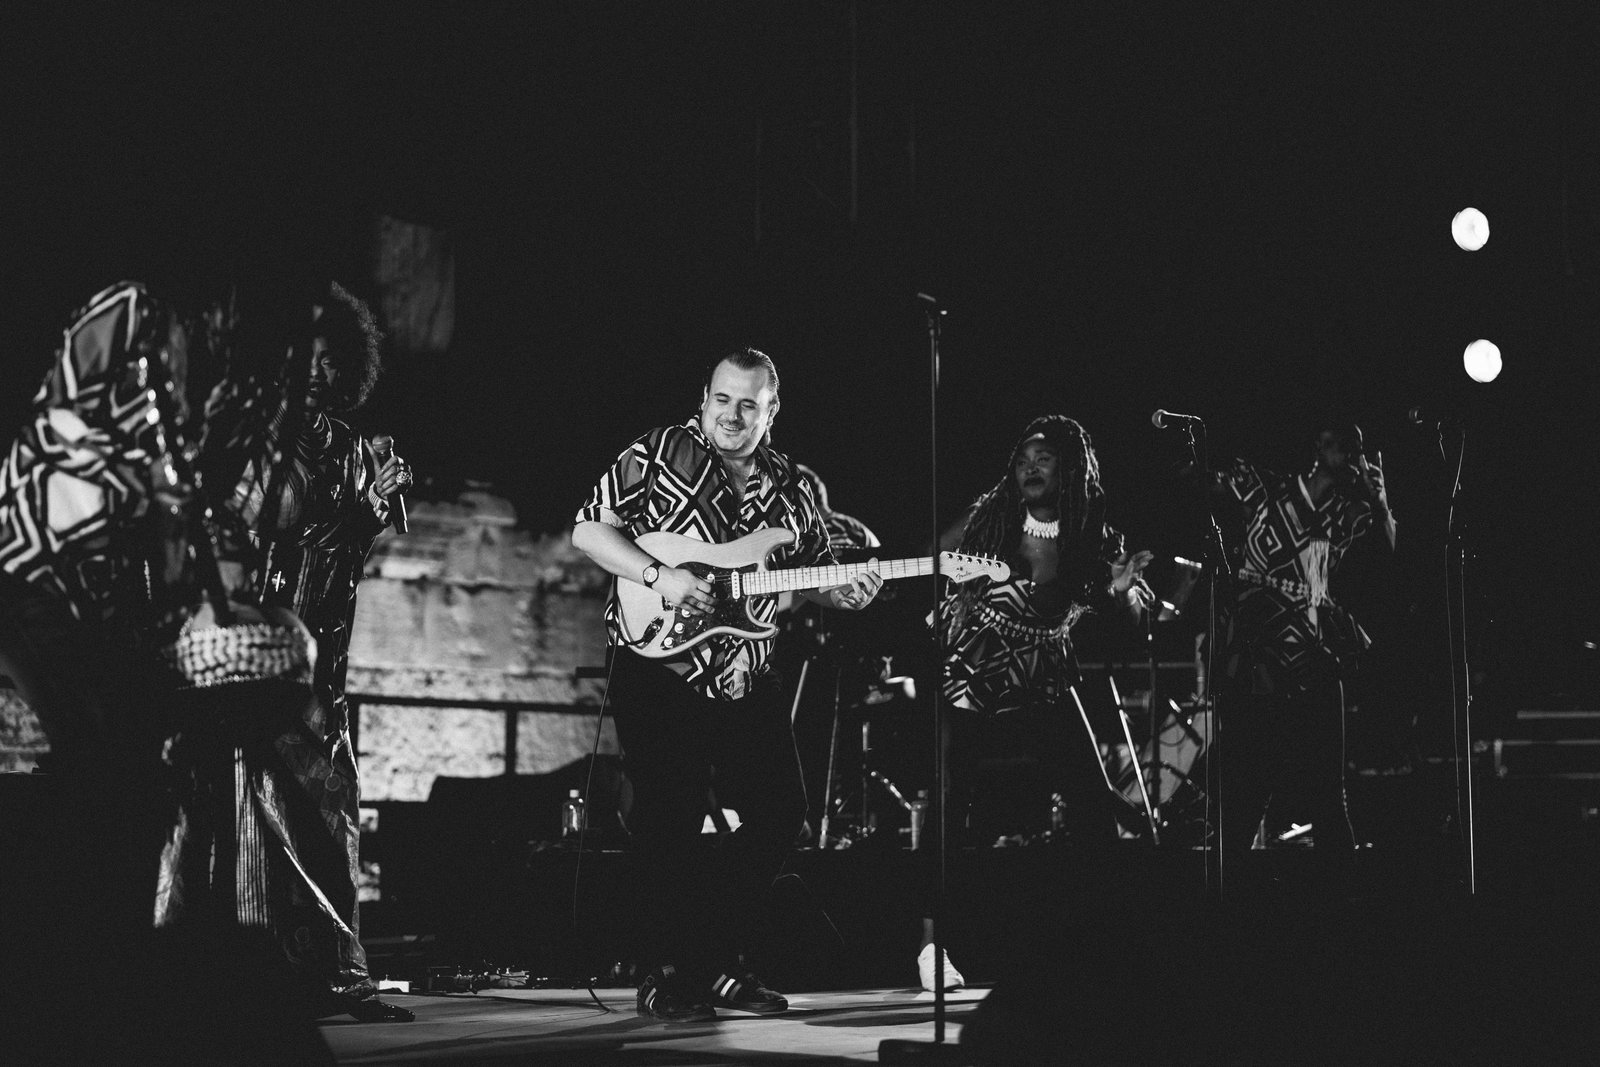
[637,965,716,1021]
[710,971,788,1014]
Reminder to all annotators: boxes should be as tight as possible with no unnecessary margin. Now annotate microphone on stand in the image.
[1151,409,1204,430]
[370,434,409,534]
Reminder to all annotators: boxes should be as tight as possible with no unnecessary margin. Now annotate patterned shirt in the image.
[1215,458,1375,696]
[822,510,881,557]
[576,418,836,700]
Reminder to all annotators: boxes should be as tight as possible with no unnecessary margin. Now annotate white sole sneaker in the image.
[917,944,965,992]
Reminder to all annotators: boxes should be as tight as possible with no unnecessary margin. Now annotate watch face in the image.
[643,565,659,585]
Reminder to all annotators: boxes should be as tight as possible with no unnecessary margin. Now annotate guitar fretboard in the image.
[743,557,938,595]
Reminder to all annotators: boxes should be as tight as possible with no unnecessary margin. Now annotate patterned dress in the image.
[1215,458,1375,696]
[577,417,835,701]
[940,522,1137,718]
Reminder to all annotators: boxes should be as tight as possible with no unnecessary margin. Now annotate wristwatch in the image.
[642,562,661,587]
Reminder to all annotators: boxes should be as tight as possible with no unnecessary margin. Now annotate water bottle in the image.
[561,789,586,837]
[1050,792,1067,835]
[908,789,929,850]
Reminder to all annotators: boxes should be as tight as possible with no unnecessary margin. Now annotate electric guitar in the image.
[616,527,1009,658]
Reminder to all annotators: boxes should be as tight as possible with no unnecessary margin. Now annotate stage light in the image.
[1451,207,1489,251]
[1463,339,1502,382]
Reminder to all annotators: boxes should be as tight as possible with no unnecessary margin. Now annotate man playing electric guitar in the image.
[572,347,883,1022]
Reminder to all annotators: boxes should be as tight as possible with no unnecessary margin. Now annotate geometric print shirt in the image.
[821,509,881,556]
[1215,458,1375,696]
[577,417,835,701]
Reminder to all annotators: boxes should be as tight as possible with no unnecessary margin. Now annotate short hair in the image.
[705,346,780,403]
[1310,418,1365,459]
[314,281,384,411]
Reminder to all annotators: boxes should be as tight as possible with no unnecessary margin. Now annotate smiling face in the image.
[1013,437,1063,510]
[700,358,778,461]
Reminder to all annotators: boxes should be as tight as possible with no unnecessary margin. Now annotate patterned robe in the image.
[1215,458,1375,696]
[155,377,390,1001]
[0,284,186,623]
[0,284,209,769]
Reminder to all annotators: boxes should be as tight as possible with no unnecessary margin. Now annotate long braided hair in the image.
[942,414,1114,636]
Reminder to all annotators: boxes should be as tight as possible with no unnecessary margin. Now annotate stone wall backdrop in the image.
[348,488,616,803]
[0,690,48,774]
[0,487,618,802]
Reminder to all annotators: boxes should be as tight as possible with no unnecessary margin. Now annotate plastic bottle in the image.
[562,788,586,837]
[908,789,929,850]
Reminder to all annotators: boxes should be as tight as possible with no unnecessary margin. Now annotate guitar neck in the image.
[744,557,935,596]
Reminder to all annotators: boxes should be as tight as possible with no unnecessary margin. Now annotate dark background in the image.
[4,3,1598,743]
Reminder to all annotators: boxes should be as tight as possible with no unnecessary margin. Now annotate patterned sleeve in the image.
[789,469,840,569]
[826,512,881,553]
[575,428,659,528]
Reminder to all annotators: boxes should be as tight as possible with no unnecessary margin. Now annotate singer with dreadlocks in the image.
[937,415,1154,844]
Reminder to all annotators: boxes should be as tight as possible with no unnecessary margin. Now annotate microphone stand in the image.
[880,295,964,1065]
[1179,420,1227,899]
[1443,426,1477,894]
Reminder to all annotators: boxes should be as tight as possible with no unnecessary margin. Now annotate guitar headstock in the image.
[938,551,1010,584]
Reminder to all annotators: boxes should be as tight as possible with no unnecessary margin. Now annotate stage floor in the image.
[319,985,986,1065]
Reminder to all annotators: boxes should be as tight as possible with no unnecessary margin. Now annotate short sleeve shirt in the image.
[576,418,836,700]
[1216,458,1375,694]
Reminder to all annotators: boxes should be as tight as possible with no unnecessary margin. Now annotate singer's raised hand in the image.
[1356,450,1388,509]
[1110,549,1155,594]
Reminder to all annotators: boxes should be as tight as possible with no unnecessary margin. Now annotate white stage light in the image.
[1452,208,1489,251]
[1463,339,1502,383]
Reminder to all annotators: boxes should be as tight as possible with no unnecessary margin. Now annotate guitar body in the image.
[613,527,1009,659]
[616,528,797,657]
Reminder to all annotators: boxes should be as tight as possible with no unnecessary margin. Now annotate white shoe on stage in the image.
[917,943,965,992]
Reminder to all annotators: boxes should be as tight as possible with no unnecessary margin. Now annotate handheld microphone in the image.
[370,434,409,534]
[1406,407,1460,432]
[1151,409,1204,430]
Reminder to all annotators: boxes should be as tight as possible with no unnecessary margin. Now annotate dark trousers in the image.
[607,649,808,982]
[1216,679,1355,858]
[946,695,1122,844]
